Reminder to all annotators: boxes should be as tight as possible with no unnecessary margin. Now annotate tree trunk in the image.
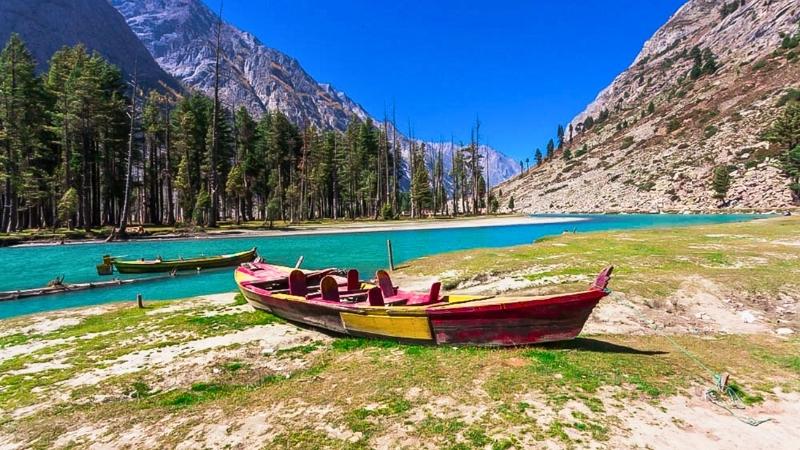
[118,63,139,237]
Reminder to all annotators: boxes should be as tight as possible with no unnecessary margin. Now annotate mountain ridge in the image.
[496,0,800,213]
[110,0,520,187]
[0,0,180,92]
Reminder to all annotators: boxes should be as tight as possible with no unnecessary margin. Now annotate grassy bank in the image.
[0,295,797,449]
[1,217,799,448]
[401,216,800,300]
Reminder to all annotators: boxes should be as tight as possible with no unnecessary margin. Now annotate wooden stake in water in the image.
[295,256,304,269]
[387,240,395,271]
[136,293,144,309]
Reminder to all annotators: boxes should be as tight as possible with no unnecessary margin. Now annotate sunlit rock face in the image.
[496,0,800,212]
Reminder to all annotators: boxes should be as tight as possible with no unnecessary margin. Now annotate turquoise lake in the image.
[0,214,763,319]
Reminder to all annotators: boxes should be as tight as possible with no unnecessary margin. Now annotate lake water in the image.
[0,214,763,319]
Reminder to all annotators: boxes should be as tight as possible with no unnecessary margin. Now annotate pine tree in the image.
[0,34,46,231]
[411,144,432,215]
[556,124,565,149]
[783,145,800,199]
[175,154,192,222]
[57,187,78,229]
[765,102,800,200]
[546,139,555,160]
[534,148,543,166]
[711,165,731,201]
[226,162,245,223]
[701,48,717,75]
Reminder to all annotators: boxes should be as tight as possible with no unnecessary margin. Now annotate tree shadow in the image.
[538,338,667,355]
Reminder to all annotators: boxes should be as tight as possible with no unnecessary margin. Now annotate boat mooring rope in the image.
[629,305,771,426]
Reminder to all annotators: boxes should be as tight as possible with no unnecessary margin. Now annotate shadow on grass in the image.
[539,338,668,356]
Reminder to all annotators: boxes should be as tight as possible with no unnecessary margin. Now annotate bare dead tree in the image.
[208,0,224,227]
[391,102,398,215]
[116,57,139,239]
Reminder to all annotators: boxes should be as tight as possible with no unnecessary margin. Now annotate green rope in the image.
[631,307,771,427]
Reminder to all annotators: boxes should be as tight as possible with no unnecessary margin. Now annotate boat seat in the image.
[347,269,360,291]
[367,287,385,306]
[320,276,340,302]
[288,269,308,297]
[405,282,442,306]
[376,270,397,297]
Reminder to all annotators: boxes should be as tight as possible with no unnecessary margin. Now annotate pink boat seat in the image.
[376,270,397,297]
[367,287,385,306]
[366,275,443,307]
[405,282,442,306]
[319,276,340,302]
[288,269,307,297]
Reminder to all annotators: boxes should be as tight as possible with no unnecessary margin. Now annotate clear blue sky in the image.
[215,0,685,161]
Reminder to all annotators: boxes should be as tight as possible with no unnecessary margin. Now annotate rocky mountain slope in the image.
[496,0,800,212]
[0,0,180,92]
[110,0,369,131]
[110,0,519,187]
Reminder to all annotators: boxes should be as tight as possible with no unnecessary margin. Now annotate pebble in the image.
[776,328,794,336]
[739,311,757,323]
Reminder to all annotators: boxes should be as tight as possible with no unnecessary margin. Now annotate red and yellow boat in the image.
[234,262,613,347]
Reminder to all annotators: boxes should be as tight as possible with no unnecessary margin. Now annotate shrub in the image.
[489,196,499,214]
[781,23,800,50]
[380,203,394,220]
[637,181,656,192]
[777,88,800,107]
[704,125,719,138]
[620,136,635,149]
[752,59,768,71]
[667,118,682,133]
[720,1,740,18]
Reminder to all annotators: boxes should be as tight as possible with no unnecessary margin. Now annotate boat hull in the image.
[114,248,257,273]
[235,264,610,347]
[427,291,602,346]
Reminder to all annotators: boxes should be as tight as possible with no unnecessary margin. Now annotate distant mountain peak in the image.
[111,0,372,131]
[111,0,520,185]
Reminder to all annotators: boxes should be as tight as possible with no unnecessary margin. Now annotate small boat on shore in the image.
[234,262,613,346]
[100,248,258,274]
[0,273,175,302]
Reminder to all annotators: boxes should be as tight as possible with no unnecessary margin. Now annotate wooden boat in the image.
[105,248,257,274]
[234,262,614,346]
[0,272,177,302]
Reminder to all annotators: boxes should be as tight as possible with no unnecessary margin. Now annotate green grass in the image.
[402,217,800,300]
[2,217,799,448]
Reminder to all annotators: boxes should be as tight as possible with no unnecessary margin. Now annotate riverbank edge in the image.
[3,215,591,248]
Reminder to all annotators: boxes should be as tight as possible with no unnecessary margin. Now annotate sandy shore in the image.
[10,215,587,248]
